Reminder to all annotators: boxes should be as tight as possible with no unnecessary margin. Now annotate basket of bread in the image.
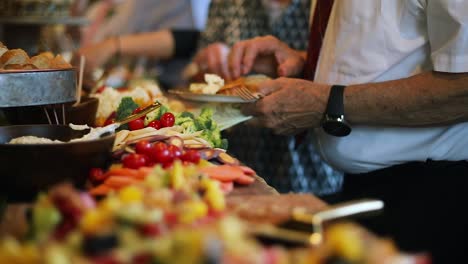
[0,42,76,108]
[0,42,72,71]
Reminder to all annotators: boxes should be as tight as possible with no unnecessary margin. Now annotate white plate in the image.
[168,89,256,103]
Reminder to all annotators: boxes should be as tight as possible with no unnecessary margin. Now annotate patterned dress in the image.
[198,0,343,195]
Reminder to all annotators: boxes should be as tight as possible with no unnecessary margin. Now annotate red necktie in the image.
[296,0,335,147]
[303,0,335,81]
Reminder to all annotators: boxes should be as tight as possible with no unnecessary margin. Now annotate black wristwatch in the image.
[321,85,352,137]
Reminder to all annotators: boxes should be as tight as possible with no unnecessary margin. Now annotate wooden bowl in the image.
[0,125,115,202]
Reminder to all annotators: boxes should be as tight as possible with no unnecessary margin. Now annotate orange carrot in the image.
[89,184,112,196]
[238,166,256,176]
[220,181,234,193]
[104,176,139,189]
[105,167,140,177]
[105,167,147,180]
[200,165,244,182]
[235,174,255,185]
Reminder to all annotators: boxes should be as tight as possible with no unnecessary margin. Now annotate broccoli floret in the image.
[175,116,193,126]
[116,97,139,129]
[116,97,139,121]
[199,127,227,149]
[180,120,197,133]
[176,111,195,120]
[194,107,217,130]
[199,107,214,119]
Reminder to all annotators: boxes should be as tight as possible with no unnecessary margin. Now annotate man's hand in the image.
[193,42,231,80]
[242,77,330,135]
[228,35,306,79]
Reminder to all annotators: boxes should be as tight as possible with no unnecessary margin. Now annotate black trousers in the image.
[339,160,468,263]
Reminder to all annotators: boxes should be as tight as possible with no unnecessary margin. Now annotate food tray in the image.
[0,68,77,107]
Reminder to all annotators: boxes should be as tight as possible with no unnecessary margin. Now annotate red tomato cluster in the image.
[128,108,176,131]
[121,140,201,169]
[104,108,176,131]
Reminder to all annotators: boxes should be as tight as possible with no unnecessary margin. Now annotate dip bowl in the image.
[0,125,115,202]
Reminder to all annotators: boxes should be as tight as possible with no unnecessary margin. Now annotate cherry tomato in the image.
[132,254,153,264]
[107,111,116,119]
[164,212,178,228]
[147,120,161,129]
[122,153,147,169]
[104,118,115,126]
[104,111,116,126]
[160,112,175,127]
[96,85,106,94]
[148,142,172,164]
[128,119,145,131]
[139,223,162,237]
[162,161,173,169]
[181,149,201,164]
[135,140,153,155]
[89,168,107,182]
[167,145,182,160]
[90,255,120,264]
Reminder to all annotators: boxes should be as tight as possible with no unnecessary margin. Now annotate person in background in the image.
[77,0,343,196]
[77,0,210,88]
[227,1,468,262]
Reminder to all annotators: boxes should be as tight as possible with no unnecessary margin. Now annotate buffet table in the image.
[0,173,328,238]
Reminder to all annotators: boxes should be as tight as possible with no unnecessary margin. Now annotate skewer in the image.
[62,104,66,125]
[53,107,59,125]
[73,55,85,107]
[43,107,52,124]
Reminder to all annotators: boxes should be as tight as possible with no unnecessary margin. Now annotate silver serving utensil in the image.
[251,199,384,247]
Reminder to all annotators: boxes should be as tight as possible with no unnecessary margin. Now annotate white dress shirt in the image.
[312,0,468,174]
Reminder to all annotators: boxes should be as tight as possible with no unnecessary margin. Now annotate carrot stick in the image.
[238,166,256,176]
[200,165,244,182]
[89,184,112,196]
[235,174,255,185]
[105,167,140,177]
[105,167,147,180]
[104,176,139,189]
[220,181,234,193]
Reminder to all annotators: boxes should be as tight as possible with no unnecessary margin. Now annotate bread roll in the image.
[30,53,53,69]
[0,42,8,57]
[49,54,72,69]
[0,49,30,68]
[3,63,37,70]
[40,51,55,60]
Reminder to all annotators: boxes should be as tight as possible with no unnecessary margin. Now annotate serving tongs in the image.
[90,101,162,140]
[251,198,384,248]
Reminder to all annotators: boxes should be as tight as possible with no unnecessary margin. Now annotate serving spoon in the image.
[251,198,384,247]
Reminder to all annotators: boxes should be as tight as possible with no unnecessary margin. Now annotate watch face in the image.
[322,120,351,137]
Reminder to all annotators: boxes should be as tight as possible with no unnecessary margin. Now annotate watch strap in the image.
[325,85,346,117]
